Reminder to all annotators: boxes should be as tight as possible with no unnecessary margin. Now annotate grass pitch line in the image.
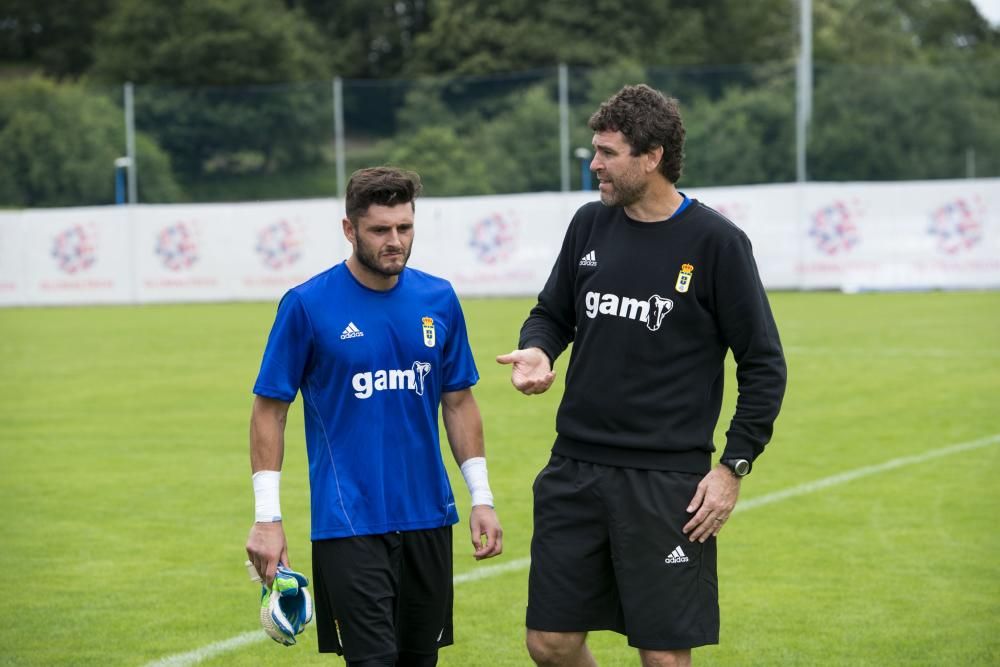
[146,631,265,667]
[735,432,1000,514]
[147,432,1000,667]
[144,558,533,667]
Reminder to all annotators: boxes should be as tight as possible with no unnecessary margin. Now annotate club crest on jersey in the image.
[675,263,694,293]
[422,317,436,348]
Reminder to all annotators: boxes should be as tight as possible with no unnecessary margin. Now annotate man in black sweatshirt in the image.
[497,84,787,667]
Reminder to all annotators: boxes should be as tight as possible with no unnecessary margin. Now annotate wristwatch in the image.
[720,458,751,477]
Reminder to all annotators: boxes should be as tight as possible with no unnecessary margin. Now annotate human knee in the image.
[639,648,691,667]
[525,630,585,666]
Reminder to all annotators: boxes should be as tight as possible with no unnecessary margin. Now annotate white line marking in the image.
[454,556,532,584]
[146,632,265,667]
[736,433,1000,513]
[146,432,1000,666]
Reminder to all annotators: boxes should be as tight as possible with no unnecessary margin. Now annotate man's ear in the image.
[645,145,664,174]
[342,217,355,243]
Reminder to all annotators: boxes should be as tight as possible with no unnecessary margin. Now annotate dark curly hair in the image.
[588,84,685,184]
[345,166,423,224]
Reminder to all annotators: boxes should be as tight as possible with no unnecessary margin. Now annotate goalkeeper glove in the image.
[256,563,313,646]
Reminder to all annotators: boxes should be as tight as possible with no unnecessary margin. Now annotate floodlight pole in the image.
[796,0,812,183]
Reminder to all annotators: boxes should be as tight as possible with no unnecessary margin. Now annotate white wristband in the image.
[252,470,282,522]
[460,457,494,508]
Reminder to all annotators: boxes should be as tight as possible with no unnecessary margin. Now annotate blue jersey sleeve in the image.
[253,291,314,402]
[441,289,479,392]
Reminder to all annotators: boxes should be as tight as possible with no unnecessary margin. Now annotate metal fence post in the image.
[333,77,346,198]
[559,64,570,192]
[124,82,138,203]
[796,0,812,183]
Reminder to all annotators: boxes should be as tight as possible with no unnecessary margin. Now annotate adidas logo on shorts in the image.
[664,546,690,564]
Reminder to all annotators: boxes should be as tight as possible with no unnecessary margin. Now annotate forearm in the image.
[250,395,289,472]
[442,389,495,508]
[441,389,485,464]
[716,237,787,461]
[249,395,291,524]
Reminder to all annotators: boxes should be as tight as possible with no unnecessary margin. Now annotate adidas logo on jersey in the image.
[340,322,364,340]
[352,361,431,399]
[579,250,597,267]
[584,290,674,332]
[664,546,690,564]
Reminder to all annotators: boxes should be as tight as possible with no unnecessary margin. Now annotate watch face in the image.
[724,459,750,476]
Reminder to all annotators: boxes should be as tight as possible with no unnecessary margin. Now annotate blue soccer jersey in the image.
[253,262,479,540]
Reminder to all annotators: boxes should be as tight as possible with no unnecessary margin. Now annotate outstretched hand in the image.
[496,348,555,395]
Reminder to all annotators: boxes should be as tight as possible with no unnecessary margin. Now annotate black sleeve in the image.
[713,233,787,462]
[517,219,579,366]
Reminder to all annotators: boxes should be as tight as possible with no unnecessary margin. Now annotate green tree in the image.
[809,63,1000,180]
[814,0,1000,65]
[288,0,432,78]
[406,0,796,77]
[385,125,492,196]
[682,77,796,186]
[0,0,115,78]
[474,85,563,193]
[89,0,332,182]
[0,77,181,207]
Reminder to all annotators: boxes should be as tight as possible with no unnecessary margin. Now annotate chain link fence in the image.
[92,61,1000,204]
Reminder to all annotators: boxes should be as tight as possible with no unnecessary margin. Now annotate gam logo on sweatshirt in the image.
[584,291,673,331]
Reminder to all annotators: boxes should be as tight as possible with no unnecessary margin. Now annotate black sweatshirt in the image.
[519,199,787,473]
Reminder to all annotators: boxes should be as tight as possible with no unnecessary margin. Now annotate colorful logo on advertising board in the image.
[51,224,97,274]
[469,213,517,265]
[927,198,983,255]
[256,220,302,270]
[155,222,199,272]
[809,201,861,255]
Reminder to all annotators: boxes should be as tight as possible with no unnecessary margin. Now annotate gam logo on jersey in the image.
[256,219,303,269]
[928,198,983,255]
[155,222,199,272]
[51,224,97,274]
[584,291,673,332]
[352,361,432,399]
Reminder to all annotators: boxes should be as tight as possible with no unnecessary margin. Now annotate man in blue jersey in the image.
[246,166,503,666]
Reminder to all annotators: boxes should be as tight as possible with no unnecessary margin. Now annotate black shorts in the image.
[312,526,454,662]
[527,455,719,650]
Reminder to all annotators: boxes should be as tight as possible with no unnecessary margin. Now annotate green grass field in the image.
[1,291,998,666]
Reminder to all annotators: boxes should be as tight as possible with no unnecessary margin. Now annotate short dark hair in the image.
[345,166,423,223]
[588,84,685,183]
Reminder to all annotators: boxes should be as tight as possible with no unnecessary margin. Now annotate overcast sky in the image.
[971,0,1000,25]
